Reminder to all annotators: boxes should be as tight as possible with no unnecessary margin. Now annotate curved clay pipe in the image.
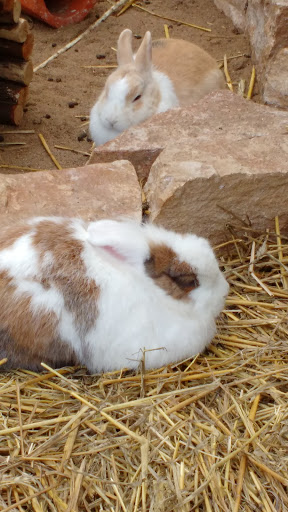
[20,0,97,28]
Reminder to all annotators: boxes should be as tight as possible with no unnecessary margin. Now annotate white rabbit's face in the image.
[97,68,159,134]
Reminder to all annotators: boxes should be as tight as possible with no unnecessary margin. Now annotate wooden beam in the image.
[0,1,14,11]
[0,0,21,24]
[0,101,23,125]
[0,32,34,60]
[0,18,29,43]
[0,79,28,104]
[0,58,33,85]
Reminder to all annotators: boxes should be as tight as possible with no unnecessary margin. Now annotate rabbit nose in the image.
[104,116,116,128]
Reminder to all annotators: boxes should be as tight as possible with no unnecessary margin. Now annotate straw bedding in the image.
[0,221,288,511]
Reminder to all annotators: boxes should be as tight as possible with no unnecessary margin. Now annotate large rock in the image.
[91,90,288,245]
[246,0,288,108]
[213,0,288,109]
[213,0,246,31]
[144,92,288,245]
[246,0,288,70]
[0,160,142,226]
[263,48,288,108]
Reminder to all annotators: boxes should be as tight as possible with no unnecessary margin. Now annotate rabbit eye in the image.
[173,275,199,290]
[133,94,142,102]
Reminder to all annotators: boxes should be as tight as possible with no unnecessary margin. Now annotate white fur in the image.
[152,69,179,112]
[0,217,229,372]
[0,233,39,279]
[87,219,150,271]
[15,281,63,316]
[80,220,228,371]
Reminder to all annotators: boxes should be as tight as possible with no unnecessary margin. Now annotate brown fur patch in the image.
[32,220,100,336]
[0,218,100,371]
[145,244,199,300]
[0,223,31,251]
[0,270,78,371]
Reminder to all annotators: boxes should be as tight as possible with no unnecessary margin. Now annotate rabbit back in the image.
[152,38,225,105]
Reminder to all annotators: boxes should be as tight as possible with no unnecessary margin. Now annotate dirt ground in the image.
[0,0,254,173]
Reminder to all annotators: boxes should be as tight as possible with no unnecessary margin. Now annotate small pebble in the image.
[74,49,79,52]
[45,114,51,119]
[78,130,87,142]
[87,136,92,143]
[56,77,62,83]
[96,54,106,59]
[52,42,57,47]
[48,77,54,81]
[134,34,142,39]
[68,101,78,108]
[0,135,4,142]
[81,116,88,122]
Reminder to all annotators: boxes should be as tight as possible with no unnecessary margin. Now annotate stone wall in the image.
[214,0,288,109]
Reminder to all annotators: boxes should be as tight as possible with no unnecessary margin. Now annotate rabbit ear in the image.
[117,29,134,66]
[135,31,152,74]
[87,220,149,269]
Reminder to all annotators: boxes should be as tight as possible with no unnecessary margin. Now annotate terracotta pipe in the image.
[20,0,98,28]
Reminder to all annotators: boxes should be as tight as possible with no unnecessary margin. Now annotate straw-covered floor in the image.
[1,220,288,512]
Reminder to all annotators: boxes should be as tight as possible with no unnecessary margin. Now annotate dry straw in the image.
[1,219,288,511]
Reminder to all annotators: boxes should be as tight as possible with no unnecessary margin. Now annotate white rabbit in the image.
[89,29,225,145]
[0,217,228,372]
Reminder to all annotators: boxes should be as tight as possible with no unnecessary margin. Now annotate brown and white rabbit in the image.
[0,217,228,372]
[89,29,225,145]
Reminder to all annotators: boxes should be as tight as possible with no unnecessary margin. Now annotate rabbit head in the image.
[89,29,166,145]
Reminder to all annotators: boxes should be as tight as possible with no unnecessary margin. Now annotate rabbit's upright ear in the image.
[135,31,152,74]
[117,29,134,66]
[87,220,149,269]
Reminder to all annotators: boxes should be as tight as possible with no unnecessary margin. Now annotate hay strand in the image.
[38,133,62,170]
[247,65,256,99]
[132,4,211,32]
[223,53,233,91]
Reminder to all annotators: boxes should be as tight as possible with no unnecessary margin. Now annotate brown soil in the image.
[0,0,254,173]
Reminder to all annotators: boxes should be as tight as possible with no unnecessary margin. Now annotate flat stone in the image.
[109,90,288,246]
[0,160,142,226]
